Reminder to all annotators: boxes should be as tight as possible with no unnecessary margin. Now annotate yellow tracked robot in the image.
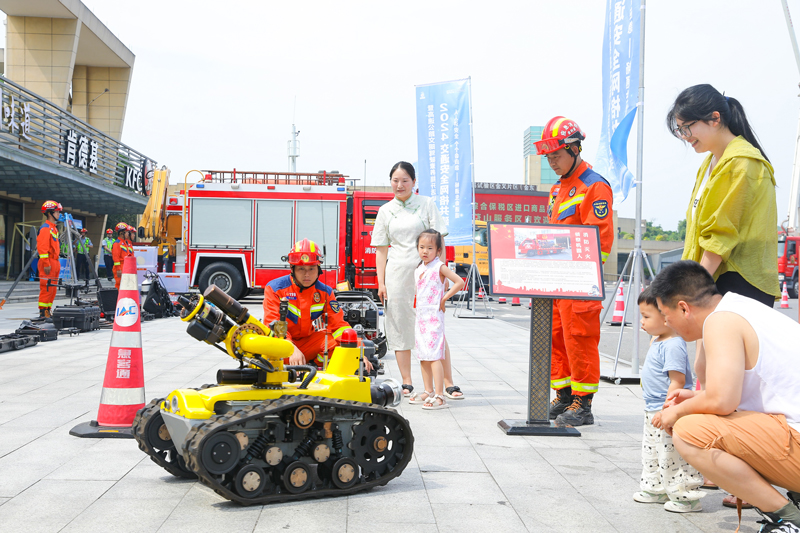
[132,286,411,504]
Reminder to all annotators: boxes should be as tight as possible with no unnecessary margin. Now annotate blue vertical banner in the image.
[415,79,473,246]
[594,0,640,203]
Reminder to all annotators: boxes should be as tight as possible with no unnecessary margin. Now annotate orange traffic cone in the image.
[70,255,144,439]
[528,299,532,309]
[609,285,630,326]
[511,297,521,306]
[477,288,485,300]
[498,297,507,304]
[781,282,790,309]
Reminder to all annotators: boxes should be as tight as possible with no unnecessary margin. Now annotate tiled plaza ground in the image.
[0,296,771,532]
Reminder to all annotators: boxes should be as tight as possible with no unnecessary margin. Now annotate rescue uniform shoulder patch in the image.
[593,200,609,219]
[329,300,341,314]
[569,187,576,197]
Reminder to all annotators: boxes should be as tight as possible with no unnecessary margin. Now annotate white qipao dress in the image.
[414,257,446,361]
[371,194,447,351]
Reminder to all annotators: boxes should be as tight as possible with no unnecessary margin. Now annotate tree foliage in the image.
[618,220,686,241]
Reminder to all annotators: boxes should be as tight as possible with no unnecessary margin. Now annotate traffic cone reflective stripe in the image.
[97,255,145,427]
[609,285,627,325]
[781,282,790,309]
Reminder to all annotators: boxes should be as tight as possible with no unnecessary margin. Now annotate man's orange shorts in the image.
[674,410,800,492]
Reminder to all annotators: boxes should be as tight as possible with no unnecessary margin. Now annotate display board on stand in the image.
[487,222,605,436]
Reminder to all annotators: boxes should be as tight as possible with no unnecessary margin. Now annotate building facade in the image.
[0,0,151,278]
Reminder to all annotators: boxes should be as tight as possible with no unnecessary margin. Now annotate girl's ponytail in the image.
[725,97,769,162]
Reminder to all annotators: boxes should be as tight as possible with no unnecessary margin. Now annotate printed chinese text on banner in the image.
[594,0,640,203]
[415,79,473,246]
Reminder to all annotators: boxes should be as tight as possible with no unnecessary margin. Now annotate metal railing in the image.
[0,75,154,193]
[201,170,350,186]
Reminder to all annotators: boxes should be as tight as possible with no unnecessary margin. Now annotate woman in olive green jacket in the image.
[666,84,779,510]
[667,84,778,306]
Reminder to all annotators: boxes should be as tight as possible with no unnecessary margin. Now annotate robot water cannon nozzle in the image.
[202,285,250,324]
[179,293,236,345]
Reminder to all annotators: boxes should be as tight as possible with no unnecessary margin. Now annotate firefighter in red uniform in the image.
[112,222,128,289]
[534,116,615,426]
[37,201,62,318]
[263,239,371,370]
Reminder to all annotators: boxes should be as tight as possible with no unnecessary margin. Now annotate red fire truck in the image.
[182,170,399,300]
[778,232,799,298]
[518,237,564,256]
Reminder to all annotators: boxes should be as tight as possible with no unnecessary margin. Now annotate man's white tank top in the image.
[706,292,800,432]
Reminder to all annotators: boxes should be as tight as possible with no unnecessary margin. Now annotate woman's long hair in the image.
[666,84,769,162]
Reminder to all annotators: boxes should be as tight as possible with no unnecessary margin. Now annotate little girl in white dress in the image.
[409,229,464,410]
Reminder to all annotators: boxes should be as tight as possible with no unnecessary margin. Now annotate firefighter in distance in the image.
[263,239,371,371]
[37,200,62,318]
[111,222,130,289]
[535,116,615,427]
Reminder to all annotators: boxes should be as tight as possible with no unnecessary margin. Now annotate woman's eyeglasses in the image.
[673,120,698,138]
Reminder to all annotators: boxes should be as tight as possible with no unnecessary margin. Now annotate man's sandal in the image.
[422,394,449,410]
[444,386,464,400]
[402,384,414,397]
[408,391,433,405]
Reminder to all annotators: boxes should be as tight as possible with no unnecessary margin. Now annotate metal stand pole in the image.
[454,262,493,318]
[454,77,493,320]
[498,298,579,436]
[601,247,656,384]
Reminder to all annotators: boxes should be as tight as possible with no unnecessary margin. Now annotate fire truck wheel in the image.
[198,262,245,300]
[790,274,799,299]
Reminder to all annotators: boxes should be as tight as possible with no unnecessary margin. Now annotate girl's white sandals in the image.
[422,394,449,410]
[408,391,433,405]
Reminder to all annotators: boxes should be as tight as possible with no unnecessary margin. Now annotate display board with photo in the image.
[487,223,605,301]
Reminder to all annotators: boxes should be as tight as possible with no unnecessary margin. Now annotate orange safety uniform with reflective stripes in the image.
[37,220,61,310]
[262,275,352,366]
[548,160,614,396]
[112,239,125,289]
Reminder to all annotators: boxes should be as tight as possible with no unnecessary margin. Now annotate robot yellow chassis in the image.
[132,286,412,505]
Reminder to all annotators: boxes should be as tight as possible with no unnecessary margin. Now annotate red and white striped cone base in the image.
[70,255,144,439]
[781,282,790,309]
[609,285,630,326]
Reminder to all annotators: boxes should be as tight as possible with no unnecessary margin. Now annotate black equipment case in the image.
[0,333,39,353]
[51,305,101,332]
[97,288,119,320]
[16,320,59,341]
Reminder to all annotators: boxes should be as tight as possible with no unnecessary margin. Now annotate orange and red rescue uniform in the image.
[263,275,351,366]
[37,220,61,311]
[548,160,614,396]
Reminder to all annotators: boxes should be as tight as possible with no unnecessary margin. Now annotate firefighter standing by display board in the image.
[535,116,615,427]
[37,201,62,318]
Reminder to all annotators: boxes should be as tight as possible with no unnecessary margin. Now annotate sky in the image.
[68,0,800,231]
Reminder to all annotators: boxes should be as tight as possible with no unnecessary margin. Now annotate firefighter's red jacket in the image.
[263,275,350,342]
[548,161,614,263]
[37,221,60,265]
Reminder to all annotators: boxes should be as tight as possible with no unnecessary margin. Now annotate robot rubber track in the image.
[182,395,414,505]
[132,388,217,480]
